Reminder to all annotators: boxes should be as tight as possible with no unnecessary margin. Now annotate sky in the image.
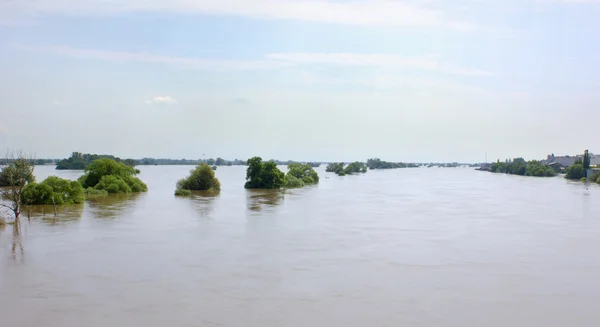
[1,0,599,162]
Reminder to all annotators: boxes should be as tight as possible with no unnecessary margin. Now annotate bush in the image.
[244,157,285,189]
[344,162,368,175]
[22,176,85,205]
[581,177,587,182]
[177,163,221,191]
[325,163,345,174]
[85,187,108,196]
[79,158,147,193]
[287,163,319,186]
[589,171,600,183]
[284,174,305,188]
[174,189,192,196]
[525,161,556,177]
[565,164,585,180]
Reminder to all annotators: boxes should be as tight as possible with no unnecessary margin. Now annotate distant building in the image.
[546,153,600,167]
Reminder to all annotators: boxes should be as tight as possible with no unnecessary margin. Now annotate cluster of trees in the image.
[78,159,148,194]
[175,163,221,196]
[325,162,368,176]
[243,157,320,189]
[22,176,85,205]
[284,163,320,188]
[490,158,556,177]
[56,152,136,170]
[564,150,596,181]
[366,158,418,169]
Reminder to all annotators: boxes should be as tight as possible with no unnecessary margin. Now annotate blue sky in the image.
[1,0,599,162]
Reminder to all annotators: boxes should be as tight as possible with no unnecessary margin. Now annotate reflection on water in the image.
[23,204,84,225]
[179,191,219,217]
[86,193,142,218]
[9,224,23,263]
[246,189,284,212]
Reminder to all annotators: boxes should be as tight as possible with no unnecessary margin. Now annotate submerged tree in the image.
[0,151,36,222]
[79,158,147,194]
[284,163,319,188]
[176,163,221,194]
[244,157,285,189]
[22,176,85,205]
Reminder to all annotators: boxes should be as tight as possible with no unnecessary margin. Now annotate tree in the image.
[176,163,221,193]
[206,158,216,166]
[215,157,226,166]
[22,176,85,205]
[344,162,368,175]
[0,151,35,222]
[583,150,590,170]
[286,163,319,185]
[79,158,147,193]
[325,163,345,174]
[565,163,585,180]
[244,157,285,189]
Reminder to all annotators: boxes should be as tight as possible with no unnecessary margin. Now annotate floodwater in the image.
[1,165,600,327]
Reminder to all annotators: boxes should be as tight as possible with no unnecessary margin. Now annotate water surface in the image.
[1,165,599,327]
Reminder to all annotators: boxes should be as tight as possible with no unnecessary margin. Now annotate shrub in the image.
[78,158,147,193]
[177,163,221,191]
[85,187,108,196]
[325,163,345,174]
[344,162,368,175]
[22,176,85,205]
[565,164,585,180]
[287,163,319,185]
[580,177,587,182]
[284,174,305,188]
[174,189,192,196]
[244,157,285,189]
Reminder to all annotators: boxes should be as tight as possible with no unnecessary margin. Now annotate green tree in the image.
[583,150,590,170]
[206,158,216,165]
[244,157,284,189]
[215,157,226,166]
[325,163,345,174]
[79,158,147,193]
[286,163,319,185]
[344,162,368,175]
[0,152,36,222]
[565,163,585,180]
[22,176,85,205]
[176,163,221,192]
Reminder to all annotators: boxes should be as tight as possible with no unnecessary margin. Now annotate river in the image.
[1,165,599,327]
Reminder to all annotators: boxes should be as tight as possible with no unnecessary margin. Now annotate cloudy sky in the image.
[1,0,598,162]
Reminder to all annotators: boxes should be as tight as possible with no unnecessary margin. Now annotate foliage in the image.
[589,171,600,183]
[0,159,36,186]
[174,189,192,196]
[565,163,585,180]
[0,152,36,221]
[56,152,137,170]
[325,163,345,174]
[490,158,554,177]
[344,162,368,175]
[176,163,221,192]
[244,157,285,189]
[580,177,587,182]
[78,158,147,193]
[211,166,217,170]
[525,161,556,177]
[307,162,321,168]
[583,150,590,170]
[84,187,109,196]
[284,174,305,188]
[287,163,319,184]
[22,176,84,205]
[367,158,413,169]
[215,157,226,166]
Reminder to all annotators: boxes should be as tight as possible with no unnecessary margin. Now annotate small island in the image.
[490,158,556,177]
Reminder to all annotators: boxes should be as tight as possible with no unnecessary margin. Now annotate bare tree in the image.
[0,150,35,223]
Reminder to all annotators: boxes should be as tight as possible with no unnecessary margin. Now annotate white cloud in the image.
[52,100,62,105]
[18,45,492,76]
[146,96,177,105]
[1,0,471,30]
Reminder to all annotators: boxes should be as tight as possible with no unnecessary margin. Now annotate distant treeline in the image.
[366,158,419,169]
[54,152,323,170]
[56,152,137,170]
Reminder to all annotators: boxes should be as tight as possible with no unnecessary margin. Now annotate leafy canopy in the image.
[244,157,285,189]
[177,163,221,191]
[78,158,147,193]
[22,176,84,205]
[565,163,585,180]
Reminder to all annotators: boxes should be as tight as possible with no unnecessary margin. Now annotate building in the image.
[546,153,600,167]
